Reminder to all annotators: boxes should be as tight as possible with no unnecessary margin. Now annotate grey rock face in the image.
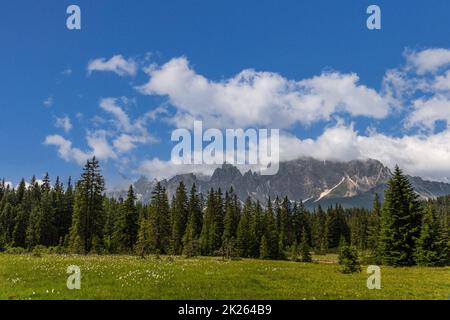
[122,158,450,209]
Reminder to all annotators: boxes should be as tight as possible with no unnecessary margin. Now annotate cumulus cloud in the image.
[55,115,72,133]
[87,55,137,76]
[45,96,161,166]
[44,130,118,165]
[406,96,450,130]
[406,48,450,74]
[138,158,221,180]
[278,123,450,182]
[137,57,392,128]
[44,135,91,165]
[100,97,134,132]
[47,48,450,183]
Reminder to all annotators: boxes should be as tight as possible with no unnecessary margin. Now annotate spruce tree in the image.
[182,184,202,257]
[113,185,139,252]
[68,157,105,253]
[312,205,328,254]
[379,166,422,266]
[147,182,171,254]
[170,182,188,255]
[136,214,150,257]
[249,200,263,258]
[300,228,312,262]
[263,198,279,259]
[367,193,382,262]
[259,235,270,259]
[414,204,449,266]
[236,197,252,257]
[222,190,234,245]
[338,239,361,273]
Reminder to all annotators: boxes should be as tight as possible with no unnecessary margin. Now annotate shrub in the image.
[32,245,47,257]
[5,247,27,255]
[338,243,361,274]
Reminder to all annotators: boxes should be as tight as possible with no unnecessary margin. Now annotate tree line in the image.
[0,158,448,266]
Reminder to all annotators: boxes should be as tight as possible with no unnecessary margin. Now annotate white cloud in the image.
[44,130,118,165]
[47,49,450,183]
[406,96,450,130]
[279,123,450,182]
[43,96,54,108]
[406,48,450,74]
[44,135,91,165]
[433,70,450,91]
[112,133,149,153]
[55,115,73,133]
[137,57,391,129]
[45,97,161,166]
[86,130,117,160]
[87,54,137,77]
[138,158,221,180]
[100,97,134,132]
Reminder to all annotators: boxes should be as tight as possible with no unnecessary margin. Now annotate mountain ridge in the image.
[115,158,450,209]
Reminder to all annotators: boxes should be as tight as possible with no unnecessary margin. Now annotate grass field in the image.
[0,254,449,300]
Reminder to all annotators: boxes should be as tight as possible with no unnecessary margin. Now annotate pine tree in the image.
[113,185,139,252]
[379,166,422,266]
[53,176,67,245]
[236,197,252,257]
[187,184,202,238]
[68,157,105,253]
[414,204,449,266]
[25,205,41,248]
[300,228,312,262]
[249,201,263,258]
[12,181,30,248]
[367,193,382,262]
[199,188,224,255]
[326,205,349,249]
[103,197,120,253]
[312,205,328,254]
[147,182,171,254]
[170,182,188,255]
[135,214,150,257]
[222,190,234,245]
[40,188,56,246]
[259,235,270,259]
[263,198,279,259]
[182,184,202,257]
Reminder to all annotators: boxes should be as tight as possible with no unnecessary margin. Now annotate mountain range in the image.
[116,158,450,209]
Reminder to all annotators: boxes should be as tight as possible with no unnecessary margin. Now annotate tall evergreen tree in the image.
[263,198,279,259]
[249,200,263,258]
[236,197,252,257]
[299,227,312,262]
[68,157,105,253]
[113,185,139,252]
[182,184,203,256]
[170,182,188,255]
[379,166,422,266]
[414,203,449,266]
[147,182,171,254]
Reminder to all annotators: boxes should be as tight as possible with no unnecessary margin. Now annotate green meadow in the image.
[0,254,449,300]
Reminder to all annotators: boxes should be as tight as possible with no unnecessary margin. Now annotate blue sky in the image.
[2,0,450,187]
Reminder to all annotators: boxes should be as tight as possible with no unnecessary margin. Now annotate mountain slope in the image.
[126,158,450,209]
